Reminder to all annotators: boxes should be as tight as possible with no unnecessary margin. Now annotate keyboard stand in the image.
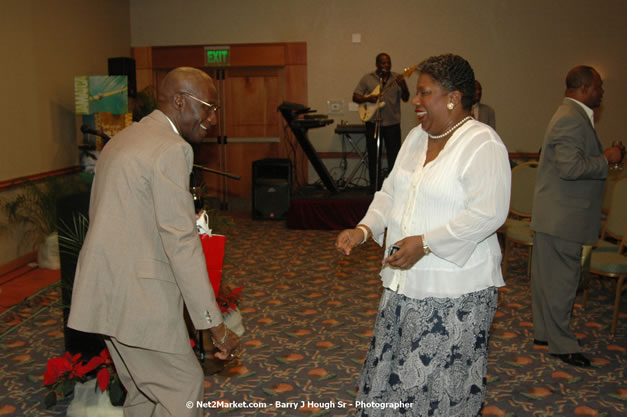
[337,131,368,189]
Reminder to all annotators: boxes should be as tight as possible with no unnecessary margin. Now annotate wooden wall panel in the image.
[230,44,286,67]
[151,46,205,68]
[284,42,307,65]
[194,142,280,198]
[132,47,152,69]
[130,42,308,199]
[225,74,280,138]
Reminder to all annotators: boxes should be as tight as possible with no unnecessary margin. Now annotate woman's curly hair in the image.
[417,54,476,110]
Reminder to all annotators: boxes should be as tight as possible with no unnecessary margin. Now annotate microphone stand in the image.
[193,164,241,180]
[373,76,385,191]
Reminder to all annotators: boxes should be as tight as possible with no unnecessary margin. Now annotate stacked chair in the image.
[582,176,627,334]
[502,161,538,279]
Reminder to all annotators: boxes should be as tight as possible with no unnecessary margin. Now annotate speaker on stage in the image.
[252,158,292,220]
[108,57,136,97]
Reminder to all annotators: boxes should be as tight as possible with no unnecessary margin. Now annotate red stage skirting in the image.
[286,186,372,230]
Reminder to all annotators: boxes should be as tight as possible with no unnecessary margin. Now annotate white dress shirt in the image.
[360,120,511,299]
[565,97,594,127]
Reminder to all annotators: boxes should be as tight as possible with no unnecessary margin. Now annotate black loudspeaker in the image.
[252,159,292,220]
[108,57,136,97]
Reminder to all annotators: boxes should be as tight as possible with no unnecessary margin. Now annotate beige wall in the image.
[1,0,625,265]
[130,0,626,175]
[0,0,131,181]
[0,0,131,266]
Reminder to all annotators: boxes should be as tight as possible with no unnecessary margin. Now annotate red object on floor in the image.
[199,234,226,297]
[0,265,60,312]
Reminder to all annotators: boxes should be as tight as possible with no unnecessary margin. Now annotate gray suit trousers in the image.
[105,338,204,417]
[531,231,583,354]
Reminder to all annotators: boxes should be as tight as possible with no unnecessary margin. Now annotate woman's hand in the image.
[336,227,368,256]
[382,235,425,269]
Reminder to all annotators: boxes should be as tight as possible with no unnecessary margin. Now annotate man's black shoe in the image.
[534,339,581,347]
[550,353,591,368]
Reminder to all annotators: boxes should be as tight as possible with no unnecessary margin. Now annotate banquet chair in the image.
[502,161,538,279]
[584,227,627,335]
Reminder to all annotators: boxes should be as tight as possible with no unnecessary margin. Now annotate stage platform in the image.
[286,185,373,230]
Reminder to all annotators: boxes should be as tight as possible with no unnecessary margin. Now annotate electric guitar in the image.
[358,65,416,122]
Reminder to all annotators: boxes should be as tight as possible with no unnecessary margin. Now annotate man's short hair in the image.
[566,66,597,90]
[376,53,390,64]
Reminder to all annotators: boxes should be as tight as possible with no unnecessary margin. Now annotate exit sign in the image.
[204,46,230,66]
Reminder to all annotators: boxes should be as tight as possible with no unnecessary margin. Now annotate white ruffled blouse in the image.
[360,120,511,299]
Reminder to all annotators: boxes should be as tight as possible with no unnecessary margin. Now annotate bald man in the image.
[68,67,240,417]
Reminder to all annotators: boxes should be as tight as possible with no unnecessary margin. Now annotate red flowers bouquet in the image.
[43,348,125,408]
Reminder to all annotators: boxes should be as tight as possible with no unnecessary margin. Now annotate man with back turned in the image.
[530,65,623,368]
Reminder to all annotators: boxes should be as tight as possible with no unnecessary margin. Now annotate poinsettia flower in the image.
[75,356,105,377]
[97,368,110,392]
[100,349,111,361]
[43,371,55,386]
[43,348,125,409]
[63,351,82,365]
[43,357,73,385]
[216,285,243,312]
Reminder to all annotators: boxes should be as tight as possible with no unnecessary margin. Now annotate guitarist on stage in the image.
[353,53,410,193]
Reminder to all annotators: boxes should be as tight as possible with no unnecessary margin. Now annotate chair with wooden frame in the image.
[502,161,538,279]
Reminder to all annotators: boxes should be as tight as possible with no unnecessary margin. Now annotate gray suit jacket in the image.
[530,98,608,244]
[475,103,496,130]
[68,110,223,354]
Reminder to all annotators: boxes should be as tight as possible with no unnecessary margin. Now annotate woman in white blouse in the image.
[336,54,511,417]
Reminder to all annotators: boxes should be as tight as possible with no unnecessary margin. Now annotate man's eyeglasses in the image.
[180,92,220,113]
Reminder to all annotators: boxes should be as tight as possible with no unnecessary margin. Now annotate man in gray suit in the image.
[68,67,240,416]
[530,65,623,368]
[473,80,496,130]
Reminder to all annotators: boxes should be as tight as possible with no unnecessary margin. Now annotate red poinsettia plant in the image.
[43,348,125,408]
[216,284,243,313]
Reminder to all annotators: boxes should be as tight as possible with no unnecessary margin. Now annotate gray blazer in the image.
[530,98,608,244]
[475,103,496,130]
[68,110,223,354]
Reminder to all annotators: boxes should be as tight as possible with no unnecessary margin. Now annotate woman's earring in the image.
[447,103,455,110]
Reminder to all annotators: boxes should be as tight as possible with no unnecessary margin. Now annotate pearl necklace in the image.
[428,115,473,140]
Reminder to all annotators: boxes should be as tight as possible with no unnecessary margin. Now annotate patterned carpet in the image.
[0,213,625,417]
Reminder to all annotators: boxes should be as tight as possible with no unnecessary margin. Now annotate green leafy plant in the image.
[57,212,90,260]
[2,175,89,250]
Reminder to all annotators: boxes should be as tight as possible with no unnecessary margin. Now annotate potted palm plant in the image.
[2,174,90,269]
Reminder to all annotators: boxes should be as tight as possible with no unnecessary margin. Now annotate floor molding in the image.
[0,251,36,277]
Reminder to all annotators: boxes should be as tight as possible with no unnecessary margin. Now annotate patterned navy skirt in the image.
[355,286,498,417]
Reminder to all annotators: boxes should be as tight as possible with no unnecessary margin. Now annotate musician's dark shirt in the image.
[353,71,403,126]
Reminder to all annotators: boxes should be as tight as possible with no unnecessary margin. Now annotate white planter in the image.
[223,308,245,336]
[66,379,122,417]
[38,232,60,270]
